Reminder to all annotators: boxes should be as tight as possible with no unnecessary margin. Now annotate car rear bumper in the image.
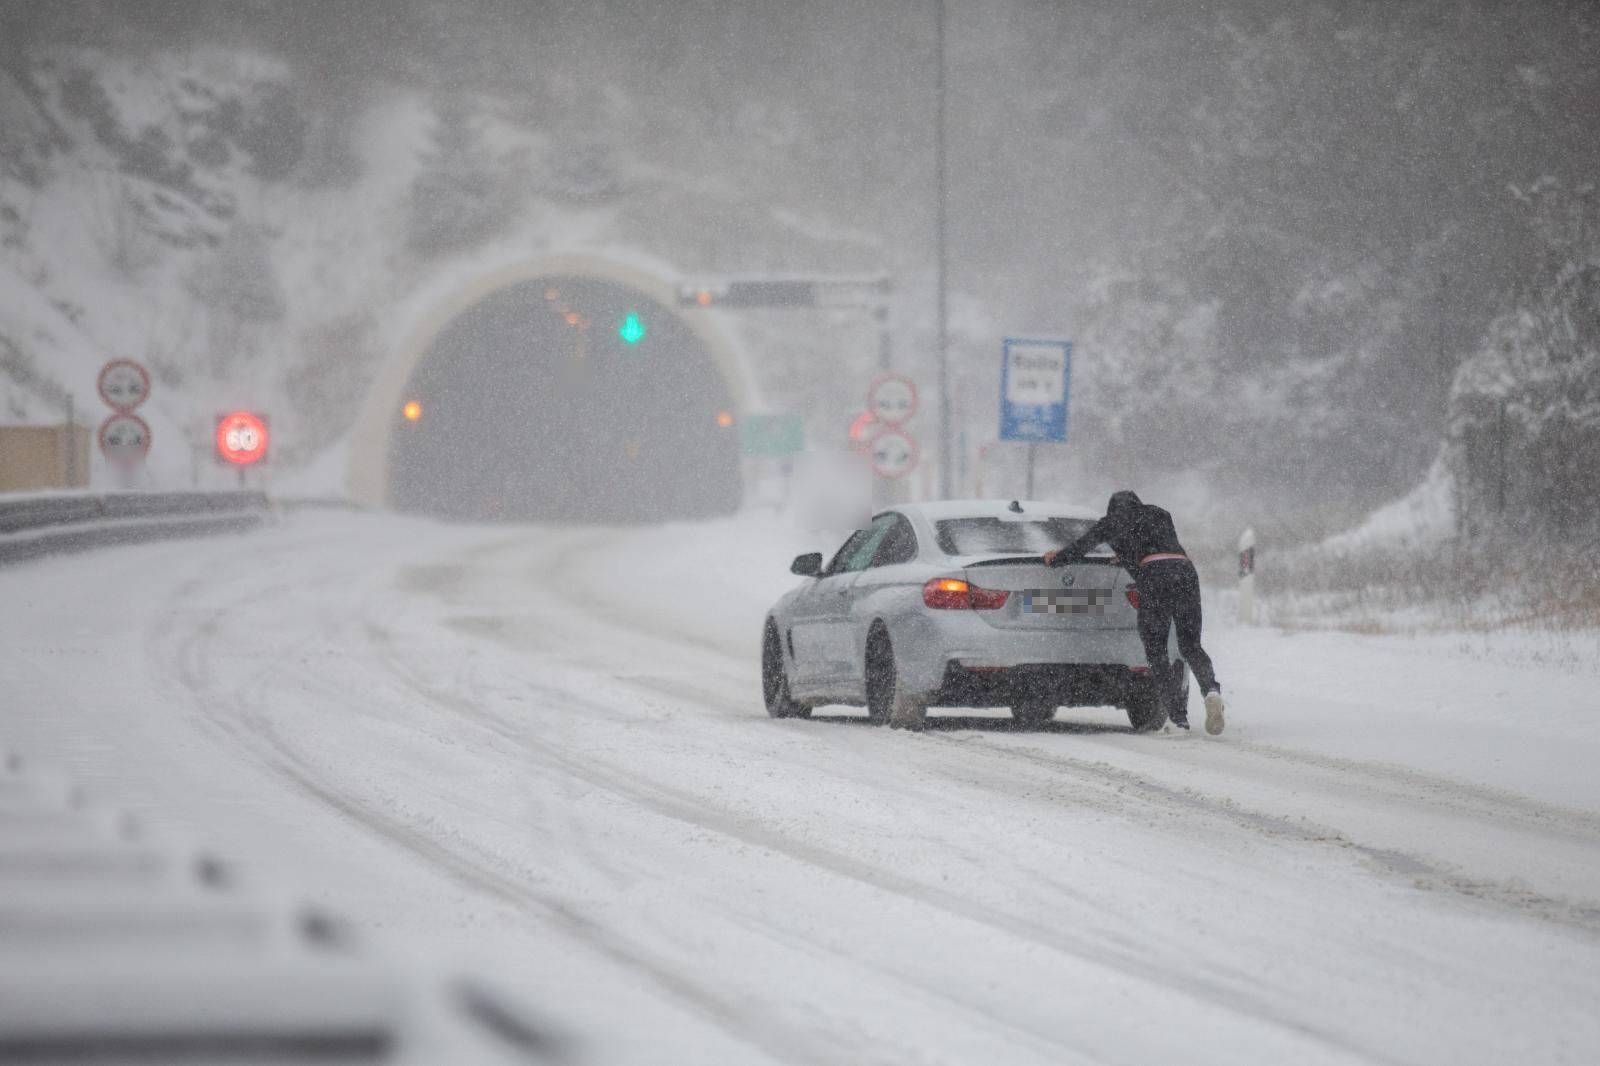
[932,661,1153,709]
[891,612,1149,697]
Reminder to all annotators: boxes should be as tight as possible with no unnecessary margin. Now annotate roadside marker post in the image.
[1239,527,1257,625]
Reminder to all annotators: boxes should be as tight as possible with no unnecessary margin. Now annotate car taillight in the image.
[968,583,1011,610]
[923,577,1010,610]
[1125,586,1141,609]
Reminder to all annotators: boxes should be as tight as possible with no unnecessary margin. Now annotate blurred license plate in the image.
[1024,590,1105,615]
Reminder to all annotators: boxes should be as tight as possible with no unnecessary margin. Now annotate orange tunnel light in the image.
[402,400,423,422]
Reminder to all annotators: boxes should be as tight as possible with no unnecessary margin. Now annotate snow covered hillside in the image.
[0,42,880,493]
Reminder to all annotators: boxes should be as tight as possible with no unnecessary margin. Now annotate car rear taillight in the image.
[1125,586,1141,609]
[923,577,1010,610]
[967,583,1011,610]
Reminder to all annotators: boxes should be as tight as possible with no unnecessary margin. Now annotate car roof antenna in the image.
[1008,500,1024,513]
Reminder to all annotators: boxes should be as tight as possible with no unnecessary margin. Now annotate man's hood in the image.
[1107,490,1142,515]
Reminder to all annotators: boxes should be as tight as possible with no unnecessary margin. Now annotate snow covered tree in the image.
[407,94,513,256]
[1449,179,1600,541]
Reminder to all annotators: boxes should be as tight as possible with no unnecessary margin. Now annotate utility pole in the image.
[934,0,952,499]
[1436,270,1450,409]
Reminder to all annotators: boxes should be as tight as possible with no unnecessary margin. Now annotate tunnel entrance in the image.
[387,277,742,523]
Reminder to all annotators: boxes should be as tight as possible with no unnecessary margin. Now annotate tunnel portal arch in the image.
[350,256,756,521]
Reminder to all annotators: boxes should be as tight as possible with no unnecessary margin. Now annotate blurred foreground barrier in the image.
[0,747,570,1064]
[0,491,272,565]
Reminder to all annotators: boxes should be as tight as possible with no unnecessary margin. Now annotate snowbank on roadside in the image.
[1319,453,1455,553]
[566,508,842,658]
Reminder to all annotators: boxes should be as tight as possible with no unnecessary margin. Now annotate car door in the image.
[791,516,899,690]
[837,512,920,690]
[787,527,874,688]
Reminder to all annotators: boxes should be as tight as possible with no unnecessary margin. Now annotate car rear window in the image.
[934,517,1100,556]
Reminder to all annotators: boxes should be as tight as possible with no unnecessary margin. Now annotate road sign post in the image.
[999,338,1071,498]
[863,373,918,501]
[97,359,152,485]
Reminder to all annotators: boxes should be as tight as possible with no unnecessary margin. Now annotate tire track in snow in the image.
[941,732,1600,937]
[366,565,1403,1066]
[141,528,846,1066]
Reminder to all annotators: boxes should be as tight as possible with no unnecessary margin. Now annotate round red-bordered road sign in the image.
[97,359,151,412]
[867,373,918,427]
[98,412,151,466]
[867,426,919,479]
[216,411,269,466]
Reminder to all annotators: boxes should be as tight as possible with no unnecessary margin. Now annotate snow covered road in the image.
[4,511,1600,1065]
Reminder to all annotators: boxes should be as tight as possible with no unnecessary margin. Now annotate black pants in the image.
[1135,561,1219,718]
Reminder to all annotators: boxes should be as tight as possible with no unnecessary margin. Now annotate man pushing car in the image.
[1042,491,1226,734]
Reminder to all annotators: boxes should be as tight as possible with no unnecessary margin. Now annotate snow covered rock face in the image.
[0,47,372,484]
[14,50,304,255]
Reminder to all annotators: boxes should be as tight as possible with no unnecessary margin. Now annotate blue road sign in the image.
[999,338,1071,443]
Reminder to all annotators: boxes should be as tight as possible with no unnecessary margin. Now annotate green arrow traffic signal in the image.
[618,312,647,345]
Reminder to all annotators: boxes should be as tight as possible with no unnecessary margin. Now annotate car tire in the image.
[1011,699,1057,729]
[763,623,809,719]
[1125,682,1168,732]
[865,626,926,729]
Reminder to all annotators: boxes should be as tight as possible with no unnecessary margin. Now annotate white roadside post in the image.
[1238,527,1257,625]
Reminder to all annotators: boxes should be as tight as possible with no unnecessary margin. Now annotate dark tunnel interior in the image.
[387,277,743,523]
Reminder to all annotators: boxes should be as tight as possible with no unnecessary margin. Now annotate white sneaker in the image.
[1204,690,1226,736]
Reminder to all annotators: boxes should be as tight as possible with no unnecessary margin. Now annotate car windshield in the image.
[934,516,1102,556]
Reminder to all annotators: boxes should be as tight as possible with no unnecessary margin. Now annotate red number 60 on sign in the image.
[216,411,269,466]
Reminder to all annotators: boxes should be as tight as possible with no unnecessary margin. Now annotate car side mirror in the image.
[790,552,823,577]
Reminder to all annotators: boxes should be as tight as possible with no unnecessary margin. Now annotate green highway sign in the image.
[741,413,805,458]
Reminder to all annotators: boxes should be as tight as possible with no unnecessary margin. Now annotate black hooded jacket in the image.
[1046,491,1188,579]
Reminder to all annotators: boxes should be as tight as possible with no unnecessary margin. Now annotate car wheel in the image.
[1010,699,1057,729]
[762,623,809,719]
[1124,681,1168,732]
[865,626,926,729]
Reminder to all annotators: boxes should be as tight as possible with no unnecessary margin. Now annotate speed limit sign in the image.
[215,411,269,466]
[867,427,918,479]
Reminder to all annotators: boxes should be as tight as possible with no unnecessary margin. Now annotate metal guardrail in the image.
[0,747,567,1064]
[0,491,273,564]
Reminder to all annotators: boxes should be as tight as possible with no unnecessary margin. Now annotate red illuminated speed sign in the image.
[216,411,269,466]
